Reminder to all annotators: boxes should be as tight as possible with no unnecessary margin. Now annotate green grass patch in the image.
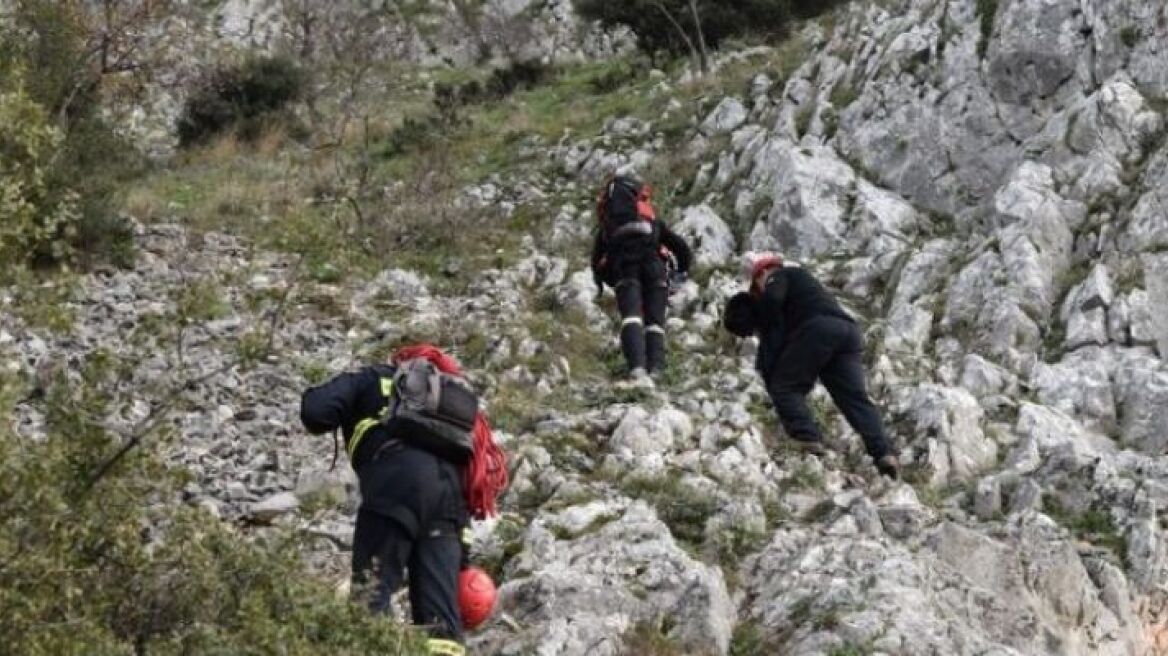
[730,620,767,656]
[976,0,999,59]
[1044,497,1128,562]
[619,474,720,551]
[624,618,684,655]
[4,269,77,334]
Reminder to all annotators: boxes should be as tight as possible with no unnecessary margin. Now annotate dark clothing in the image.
[591,221,692,289]
[614,256,669,372]
[300,367,468,644]
[751,268,893,460]
[591,221,692,374]
[351,445,466,643]
[300,364,402,471]
[755,267,855,380]
[766,315,892,459]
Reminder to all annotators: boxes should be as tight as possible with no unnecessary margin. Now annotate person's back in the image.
[590,174,693,380]
[760,266,852,330]
[299,345,506,656]
[754,265,854,378]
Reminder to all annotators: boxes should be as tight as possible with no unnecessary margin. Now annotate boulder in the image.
[700,97,748,136]
[472,501,734,656]
[673,205,737,267]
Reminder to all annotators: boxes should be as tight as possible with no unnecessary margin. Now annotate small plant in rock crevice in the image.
[619,474,721,552]
[975,0,999,59]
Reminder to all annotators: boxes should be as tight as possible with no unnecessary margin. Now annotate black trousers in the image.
[351,444,466,643]
[613,257,668,372]
[765,315,892,459]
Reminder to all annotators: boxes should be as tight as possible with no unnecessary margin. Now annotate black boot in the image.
[620,318,646,374]
[646,326,665,374]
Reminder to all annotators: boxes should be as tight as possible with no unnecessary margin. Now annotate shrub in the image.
[575,0,848,62]
[431,59,555,115]
[574,0,789,61]
[0,356,423,654]
[177,55,308,146]
[485,59,553,97]
[0,1,139,270]
[0,84,81,269]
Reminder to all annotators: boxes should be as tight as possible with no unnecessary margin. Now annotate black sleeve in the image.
[659,223,693,274]
[590,228,606,283]
[300,370,365,435]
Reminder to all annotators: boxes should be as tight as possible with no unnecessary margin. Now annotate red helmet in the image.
[458,567,497,629]
[749,253,784,293]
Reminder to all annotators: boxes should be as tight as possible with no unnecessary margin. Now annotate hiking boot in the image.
[622,367,654,390]
[875,454,900,480]
[788,437,827,456]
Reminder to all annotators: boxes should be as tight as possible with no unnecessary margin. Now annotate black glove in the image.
[593,274,605,300]
[668,270,688,289]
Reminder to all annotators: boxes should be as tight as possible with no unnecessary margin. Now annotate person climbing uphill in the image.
[723,254,900,480]
[591,174,693,381]
[299,344,507,655]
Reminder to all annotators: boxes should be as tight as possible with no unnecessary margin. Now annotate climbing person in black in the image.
[724,255,900,479]
[299,344,507,656]
[591,174,693,380]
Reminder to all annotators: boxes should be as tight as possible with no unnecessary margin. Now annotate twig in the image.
[82,359,239,491]
[83,253,305,492]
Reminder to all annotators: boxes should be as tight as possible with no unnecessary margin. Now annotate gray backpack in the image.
[382,358,478,463]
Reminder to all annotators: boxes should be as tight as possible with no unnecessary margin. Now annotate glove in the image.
[460,525,473,569]
[668,270,688,293]
[594,273,605,300]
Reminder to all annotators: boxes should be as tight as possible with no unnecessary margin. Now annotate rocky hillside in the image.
[4,0,1168,654]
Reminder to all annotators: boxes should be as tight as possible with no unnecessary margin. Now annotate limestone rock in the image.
[473,501,734,656]
[700,97,748,136]
[247,492,299,524]
[673,205,736,267]
[900,385,996,485]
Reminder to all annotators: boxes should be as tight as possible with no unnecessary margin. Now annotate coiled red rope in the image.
[392,344,508,519]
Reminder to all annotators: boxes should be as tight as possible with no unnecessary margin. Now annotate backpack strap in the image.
[346,374,396,463]
[636,184,656,220]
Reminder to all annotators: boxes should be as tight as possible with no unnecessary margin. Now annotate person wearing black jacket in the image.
[724,255,900,479]
[300,358,469,656]
[591,176,694,380]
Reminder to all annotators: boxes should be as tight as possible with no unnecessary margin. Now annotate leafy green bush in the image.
[0,358,424,654]
[177,56,308,146]
[0,84,81,268]
[0,1,139,270]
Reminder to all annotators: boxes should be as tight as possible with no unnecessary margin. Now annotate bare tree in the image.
[649,0,708,75]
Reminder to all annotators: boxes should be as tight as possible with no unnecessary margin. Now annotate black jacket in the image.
[591,220,693,287]
[755,267,854,379]
[300,364,399,469]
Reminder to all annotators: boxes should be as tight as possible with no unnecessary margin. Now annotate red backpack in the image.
[597,175,656,240]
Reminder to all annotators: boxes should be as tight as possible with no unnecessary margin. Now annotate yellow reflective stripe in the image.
[425,638,465,656]
[347,378,396,461]
[348,418,378,460]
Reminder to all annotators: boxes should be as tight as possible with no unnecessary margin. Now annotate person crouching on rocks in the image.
[300,344,507,655]
[723,254,900,480]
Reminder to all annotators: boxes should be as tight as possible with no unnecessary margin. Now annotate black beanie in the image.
[724,292,758,338]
